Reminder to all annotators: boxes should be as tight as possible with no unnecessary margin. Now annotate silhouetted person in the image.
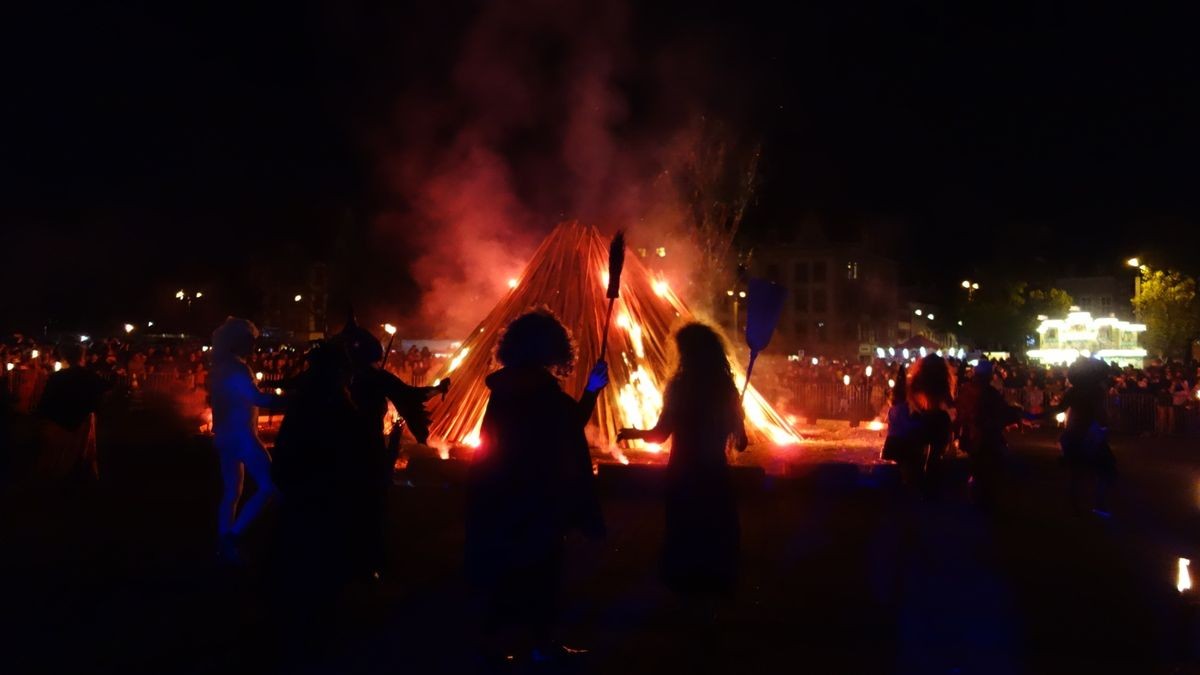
[1054,357,1116,516]
[465,309,608,666]
[334,316,447,579]
[208,317,286,562]
[268,340,361,667]
[619,323,747,597]
[908,354,955,499]
[35,342,109,483]
[956,360,1022,509]
[881,364,921,485]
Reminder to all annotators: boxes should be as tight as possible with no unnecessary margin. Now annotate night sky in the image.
[3,1,1198,331]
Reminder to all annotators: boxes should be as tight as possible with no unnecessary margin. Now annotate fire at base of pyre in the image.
[420,221,802,465]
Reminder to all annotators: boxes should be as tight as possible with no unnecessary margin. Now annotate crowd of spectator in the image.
[772,355,1200,435]
[1,335,447,415]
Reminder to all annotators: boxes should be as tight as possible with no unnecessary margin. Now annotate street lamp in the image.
[124,323,134,334]
[294,294,303,302]
[1126,257,1140,268]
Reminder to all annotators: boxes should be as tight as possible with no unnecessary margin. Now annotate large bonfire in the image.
[427,221,800,462]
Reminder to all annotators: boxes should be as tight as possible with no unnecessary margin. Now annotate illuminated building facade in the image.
[1027,307,1147,367]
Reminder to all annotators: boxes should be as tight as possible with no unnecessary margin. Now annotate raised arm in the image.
[233,366,286,410]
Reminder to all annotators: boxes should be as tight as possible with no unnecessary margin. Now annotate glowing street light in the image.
[811,357,819,366]
[914,309,923,316]
[1126,257,1141,268]
[79,335,90,343]
[1178,558,1192,593]
[53,361,62,372]
[195,292,203,298]
[5,363,13,372]
[738,291,747,298]
[842,374,851,386]
[255,372,264,381]
[972,282,979,290]
[961,280,971,289]
[176,290,185,300]
[147,321,154,328]
[927,313,935,320]
[30,350,39,359]
[293,294,303,302]
[726,289,734,296]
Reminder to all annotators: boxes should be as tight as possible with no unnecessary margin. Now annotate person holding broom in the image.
[619,323,748,597]
[465,309,608,667]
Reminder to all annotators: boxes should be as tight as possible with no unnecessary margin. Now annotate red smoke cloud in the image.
[374,0,736,337]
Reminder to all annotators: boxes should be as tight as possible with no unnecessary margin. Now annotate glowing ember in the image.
[425,222,801,456]
[1179,558,1192,593]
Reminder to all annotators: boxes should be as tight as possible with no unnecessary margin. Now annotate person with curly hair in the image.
[465,309,608,666]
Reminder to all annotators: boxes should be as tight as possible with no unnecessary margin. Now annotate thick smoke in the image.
[375,0,741,337]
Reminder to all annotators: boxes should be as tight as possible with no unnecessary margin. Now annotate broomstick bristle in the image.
[606,230,626,299]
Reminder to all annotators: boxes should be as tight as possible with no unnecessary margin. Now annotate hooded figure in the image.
[268,340,362,663]
[332,315,447,578]
[955,359,1021,508]
[465,310,607,662]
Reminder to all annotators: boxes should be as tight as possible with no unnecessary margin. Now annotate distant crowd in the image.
[776,355,1200,434]
[0,336,446,413]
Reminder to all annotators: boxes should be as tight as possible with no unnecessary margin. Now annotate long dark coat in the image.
[464,366,603,610]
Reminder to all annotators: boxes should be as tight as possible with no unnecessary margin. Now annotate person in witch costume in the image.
[618,323,748,598]
[333,315,448,579]
[955,359,1023,509]
[465,309,608,665]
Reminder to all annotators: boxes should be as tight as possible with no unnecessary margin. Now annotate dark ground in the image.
[3,417,1200,674]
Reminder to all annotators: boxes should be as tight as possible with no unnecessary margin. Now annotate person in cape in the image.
[465,309,608,665]
[267,340,362,664]
[955,359,1023,509]
[333,316,448,579]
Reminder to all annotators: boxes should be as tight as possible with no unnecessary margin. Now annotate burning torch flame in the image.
[868,419,885,431]
[1179,558,1192,593]
[507,278,518,289]
[652,279,669,297]
[384,323,397,336]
